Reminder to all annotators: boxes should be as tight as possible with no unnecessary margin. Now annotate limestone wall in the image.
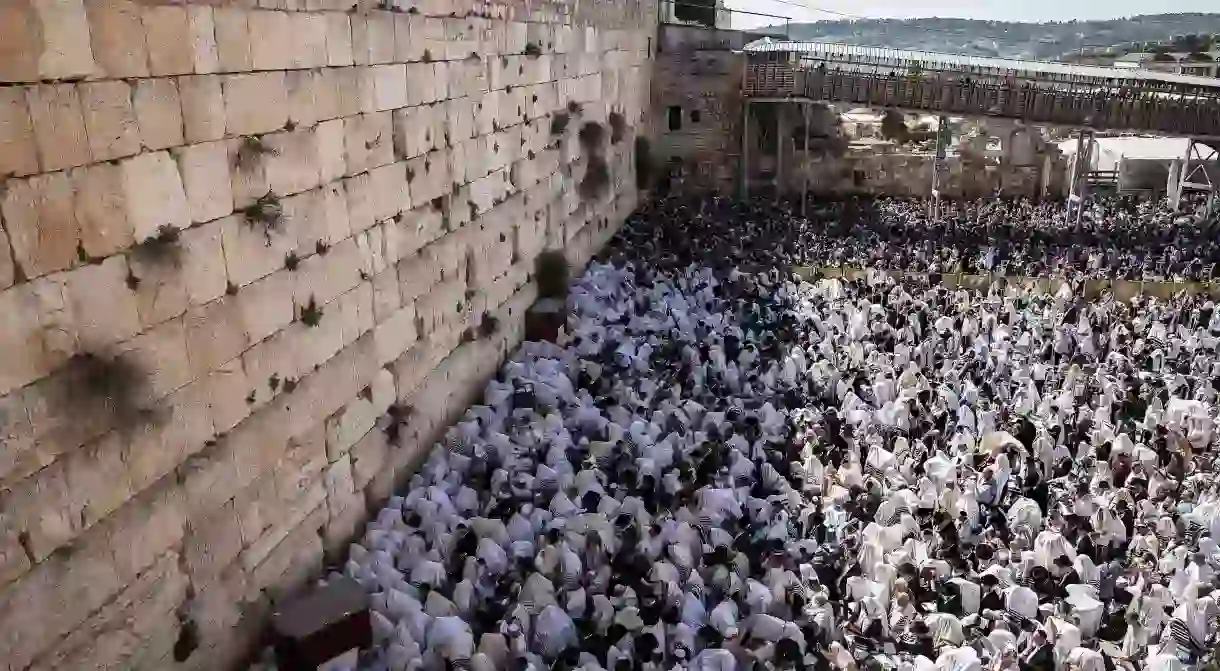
[0,0,655,668]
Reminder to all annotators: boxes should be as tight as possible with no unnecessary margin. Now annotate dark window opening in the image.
[690,109,702,123]
[673,0,716,27]
[667,106,683,131]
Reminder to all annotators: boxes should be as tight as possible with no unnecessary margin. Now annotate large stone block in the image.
[184,296,250,379]
[122,379,214,493]
[219,212,294,289]
[179,220,228,307]
[0,88,38,177]
[79,80,141,162]
[237,267,295,345]
[343,110,394,176]
[207,355,251,434]
[134,77,185,151]
[26,84,90,172]
[249,10,294,71]
[184,498,244,587]
[83,0,149,79]
[404,151,448,206]
[326,13,354,66]
[294,12,329,69]
[0,523,123,670]
[0,284,56,397]
[128,237,188,329]
[368,161,411,221]
[179,75,227,144]
[285,69,319,130]
[174,139,234,224]
[372,64,407,112]
[30,547,187,671]
[1,171,80,279]
[265,129,322,198]
[188,5,220,75]
[222,71,288,136]
[119,150,191,242]
[391,104,444,160]
[365,11,396,65]
[0,0,96,83]
[293,236,363,309]
[112,315,192,405]
[213,7,253,73]
[142,4,193,76]
[315,118,347,185]
[64,254,141,349]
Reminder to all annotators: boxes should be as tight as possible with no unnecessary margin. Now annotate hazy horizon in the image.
[727,0,1220,28]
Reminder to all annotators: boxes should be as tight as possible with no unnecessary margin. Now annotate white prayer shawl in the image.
[1005,585,1039,621]
[927,613,965,647]
[1066,648,1105,671]
[1007,498,1042,533]
[1033,530,1076,569]
[1046,618,1081,666]
[1063,588,1104,638]
[935,646,982,671]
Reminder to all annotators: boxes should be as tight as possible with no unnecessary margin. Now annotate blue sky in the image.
[729,0,1220,26]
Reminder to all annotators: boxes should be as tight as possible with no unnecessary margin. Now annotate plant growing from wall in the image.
[60,351,155,431]
[578,121,606,153]
[535,250,570,299]
[579,155,610,200]
[234,135,278,172]
[608,111,628,144]
[131,224,184,269]
[479,312,500,338]
[567,101,582,115]
[550,111,571,136]
[524,42,542,57]
[381,403,415,445]
[300,295,323,327]
[243,192,285,243]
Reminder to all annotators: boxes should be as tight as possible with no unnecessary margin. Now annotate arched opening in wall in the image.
[673,0,716,27]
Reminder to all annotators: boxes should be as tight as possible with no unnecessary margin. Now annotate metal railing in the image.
[743,62,1220,138]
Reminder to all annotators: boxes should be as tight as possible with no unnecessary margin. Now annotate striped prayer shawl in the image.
[882,505,911,526]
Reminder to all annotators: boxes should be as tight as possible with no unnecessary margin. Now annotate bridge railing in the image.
[745,62,1220,138]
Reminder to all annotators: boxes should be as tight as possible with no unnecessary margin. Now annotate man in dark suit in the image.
[1019,629,1054,671]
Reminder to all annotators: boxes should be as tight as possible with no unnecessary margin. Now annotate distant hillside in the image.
[774,14,1220,61]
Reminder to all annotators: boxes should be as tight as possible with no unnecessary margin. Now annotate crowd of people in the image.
[793,195,1220,281]
[323,195,1220,671]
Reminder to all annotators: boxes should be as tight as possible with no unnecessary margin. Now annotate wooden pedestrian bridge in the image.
[744,41,1220,139]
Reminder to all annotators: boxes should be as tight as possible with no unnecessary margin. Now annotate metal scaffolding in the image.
[1170,139,1218,215]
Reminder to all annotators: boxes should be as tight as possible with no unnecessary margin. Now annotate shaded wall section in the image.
[0,0,655,668]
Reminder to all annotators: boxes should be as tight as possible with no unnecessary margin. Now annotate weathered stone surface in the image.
[0,88,40,177]
[26,84,91,172]
[179,75,227,144]
[119,150,191,242]
[133,78,185,151]
[0,2,650,668]
[2,171,81,279]
[84,0,149,79]
[142,4,193,76]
